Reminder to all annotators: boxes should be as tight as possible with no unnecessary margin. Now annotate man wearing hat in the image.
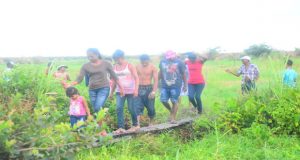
[226,56,260,94]
[135,54,159,126]
[159,50,187,123]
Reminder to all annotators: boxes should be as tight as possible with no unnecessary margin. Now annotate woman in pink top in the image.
[110,50,140,134]
[66,87,91,127]
[185,52,207,114]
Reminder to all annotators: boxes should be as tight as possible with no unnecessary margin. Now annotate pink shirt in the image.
[114,64,135,94]
[68,96,87,116]
[186,60,205,84]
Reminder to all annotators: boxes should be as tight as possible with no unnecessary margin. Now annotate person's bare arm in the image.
[152,65,159,92]
[110,79,117,98]
[82,97,91,116]
[71,66,86,86]
[199,55,208,64]
[129,64,139,97]
[225,69,240,77]
[107,63,123,96]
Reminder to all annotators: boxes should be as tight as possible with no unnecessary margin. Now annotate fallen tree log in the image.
[113,117,196,138]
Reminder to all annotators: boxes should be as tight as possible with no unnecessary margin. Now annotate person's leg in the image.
[77,116,87,129]
[170,88,181,123]
[137,87,146,126]
[127,94,138,127]
[147,97,155,126]
[194,84,205,114]
[246,81,252,93]
[160,88,172,112]
[241,84,248,95]
[78,116,87,122]
[89,89,97,113]
[144,87,155,126]
[136,92,143,127]
[94,87,110,113]
[70,116,77,127]
[188,84,197,108]
[250,81,256,92]
[116,93,126,129]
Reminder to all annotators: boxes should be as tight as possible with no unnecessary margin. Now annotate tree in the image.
[244,44,272,57]
[207,47,221,60]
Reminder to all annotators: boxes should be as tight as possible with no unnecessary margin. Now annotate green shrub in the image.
[0,66,110,159]
[217,87,300,135]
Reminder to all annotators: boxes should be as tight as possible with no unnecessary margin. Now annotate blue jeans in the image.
[160,87,181,103]
[136,85,155,119]
[188,84,205,113]
[70,115,86,127]
[89,87,110,113]
[116,93,138,129]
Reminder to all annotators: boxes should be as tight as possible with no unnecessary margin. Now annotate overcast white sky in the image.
[0,0,299,57]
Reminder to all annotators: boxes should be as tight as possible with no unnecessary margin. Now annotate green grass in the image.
[75,56,300,159]
[76,133,300,160]
[2,55,300,159]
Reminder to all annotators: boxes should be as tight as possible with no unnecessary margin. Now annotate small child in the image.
[283,59,298,87]
[66,87,91,127]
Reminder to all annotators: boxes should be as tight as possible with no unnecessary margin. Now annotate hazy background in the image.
[0,0,299,57]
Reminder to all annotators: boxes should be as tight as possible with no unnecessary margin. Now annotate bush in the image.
[244,44,272,57]
[0,66,110,159]
[217,87,300,135]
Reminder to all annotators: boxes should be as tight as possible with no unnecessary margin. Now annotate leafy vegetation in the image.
[0,66,110,159]
[1,55,300,159]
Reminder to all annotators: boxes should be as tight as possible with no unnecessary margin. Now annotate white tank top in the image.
[114,64,135,94]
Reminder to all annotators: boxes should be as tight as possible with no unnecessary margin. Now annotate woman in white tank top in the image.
[110,50,140,134]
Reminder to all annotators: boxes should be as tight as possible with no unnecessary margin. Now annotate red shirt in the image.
[186,60,205,84]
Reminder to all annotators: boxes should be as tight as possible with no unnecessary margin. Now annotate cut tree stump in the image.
[112,117,196,138]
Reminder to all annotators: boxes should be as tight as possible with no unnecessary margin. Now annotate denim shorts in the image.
[160,87,181,103]
[136,85,156,118]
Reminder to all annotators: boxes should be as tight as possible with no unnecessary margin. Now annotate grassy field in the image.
[1,54,300,159]
[70,55,299,159]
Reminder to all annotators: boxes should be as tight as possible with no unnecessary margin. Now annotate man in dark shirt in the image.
[159,50,187,123]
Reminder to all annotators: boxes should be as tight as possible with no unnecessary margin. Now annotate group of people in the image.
[47,49,297,134]
[49,49,207,134]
